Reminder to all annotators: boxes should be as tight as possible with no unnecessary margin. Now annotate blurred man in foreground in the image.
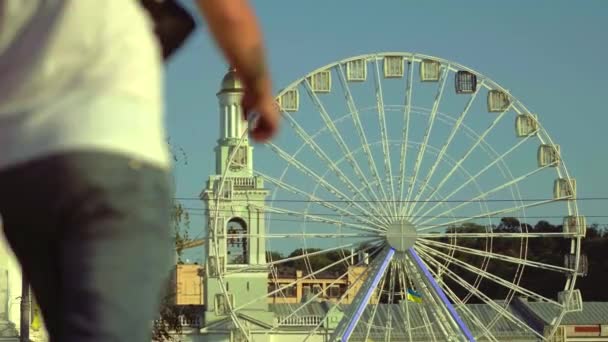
[0,0,278,340]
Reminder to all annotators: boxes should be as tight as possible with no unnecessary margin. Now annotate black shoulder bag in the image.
[140,0,197,61]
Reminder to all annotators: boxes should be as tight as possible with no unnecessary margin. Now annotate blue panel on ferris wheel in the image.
[408,249,476,342]
[341,248,395,342]
[455,70,477,94]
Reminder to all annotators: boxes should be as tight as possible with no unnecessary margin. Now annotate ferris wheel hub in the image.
[385,220,418,252]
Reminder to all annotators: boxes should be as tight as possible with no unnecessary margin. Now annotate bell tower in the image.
[201,69,274,328]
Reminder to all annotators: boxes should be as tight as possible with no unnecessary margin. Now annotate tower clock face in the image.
[228,146,248,171]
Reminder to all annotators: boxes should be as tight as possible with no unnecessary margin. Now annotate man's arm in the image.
[196,0,279,142]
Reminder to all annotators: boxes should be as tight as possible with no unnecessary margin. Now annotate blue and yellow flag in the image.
[406,288,422,303]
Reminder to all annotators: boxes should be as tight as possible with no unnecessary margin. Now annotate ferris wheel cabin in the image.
[538,144,561,167]
[516,113,539,137]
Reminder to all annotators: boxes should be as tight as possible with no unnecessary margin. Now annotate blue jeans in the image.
[0,151,173,341]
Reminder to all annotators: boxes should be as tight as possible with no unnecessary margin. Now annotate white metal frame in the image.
[210,52,583,342]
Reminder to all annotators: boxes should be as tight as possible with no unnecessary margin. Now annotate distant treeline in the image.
[266,219,608,302]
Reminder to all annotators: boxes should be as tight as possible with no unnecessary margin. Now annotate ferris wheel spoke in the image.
[363,266,389,342]
[413,250,500,342]
[419,231,576,239]
[407,80,484,216]
[268,249,375,334]
[336,64,392,210]
[415,165,553,226]
[419,255,503,342]
[410,106,512,218]
[396,260,414,341]
[306,246,391,341]
[257,204,384,233]
[256,232,380,239]
[434,272,500,341]
[413,135,534,221]
[279,111,385,217]
[255,170,384,229]
[415,243,562,306]
[403,66,450,216]
[234,244,381,313]
[372,58,397,215]
[397,57,414,216]
[306,68,391,220]
[417,198,560,232]
[383,261,398,341]
[399,256,440,341]
[418,238,573,274]
[224,240,381,276]
[415,247,546,340]
[266,141,391,226]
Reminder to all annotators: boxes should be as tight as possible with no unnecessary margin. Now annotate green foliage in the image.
[152,140,191,341]
[271,220,608,304]
[172,202,191,262]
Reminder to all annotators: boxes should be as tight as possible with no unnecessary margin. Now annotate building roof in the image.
[269,301,538,340]
[525,301,608,325]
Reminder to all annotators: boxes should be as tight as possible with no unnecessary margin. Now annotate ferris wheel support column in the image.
[408,249,476,342]
[329,247,395,342]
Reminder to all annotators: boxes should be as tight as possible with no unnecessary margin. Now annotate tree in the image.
[152,141,191,342]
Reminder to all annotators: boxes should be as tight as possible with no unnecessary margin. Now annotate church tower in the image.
[201,69,274,328]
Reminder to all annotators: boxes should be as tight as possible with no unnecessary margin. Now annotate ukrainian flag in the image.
[406,288,422,303]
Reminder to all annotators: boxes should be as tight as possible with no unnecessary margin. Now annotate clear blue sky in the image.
[165,0,608,258]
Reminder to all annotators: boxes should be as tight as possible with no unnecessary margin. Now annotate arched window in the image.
[226,217,248,264]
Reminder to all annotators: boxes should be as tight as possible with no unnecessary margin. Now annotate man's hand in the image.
[241,79,280,142]
[196,0,280,141]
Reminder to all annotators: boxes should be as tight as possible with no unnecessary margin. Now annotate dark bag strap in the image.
[140,0,196,61]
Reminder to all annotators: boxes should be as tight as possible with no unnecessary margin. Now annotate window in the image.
[328,285,340,298]
[268,283,277,296]
[214,293,233,315]
[227,218,248,265]
[228,146,248,171]
[313,285,323,295]
[214,179,233,200]
[278,283,296,297]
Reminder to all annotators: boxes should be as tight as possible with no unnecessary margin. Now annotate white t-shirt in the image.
[0,0,170,170]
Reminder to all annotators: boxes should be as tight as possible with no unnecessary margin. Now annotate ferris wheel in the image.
[211,52,585,341]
